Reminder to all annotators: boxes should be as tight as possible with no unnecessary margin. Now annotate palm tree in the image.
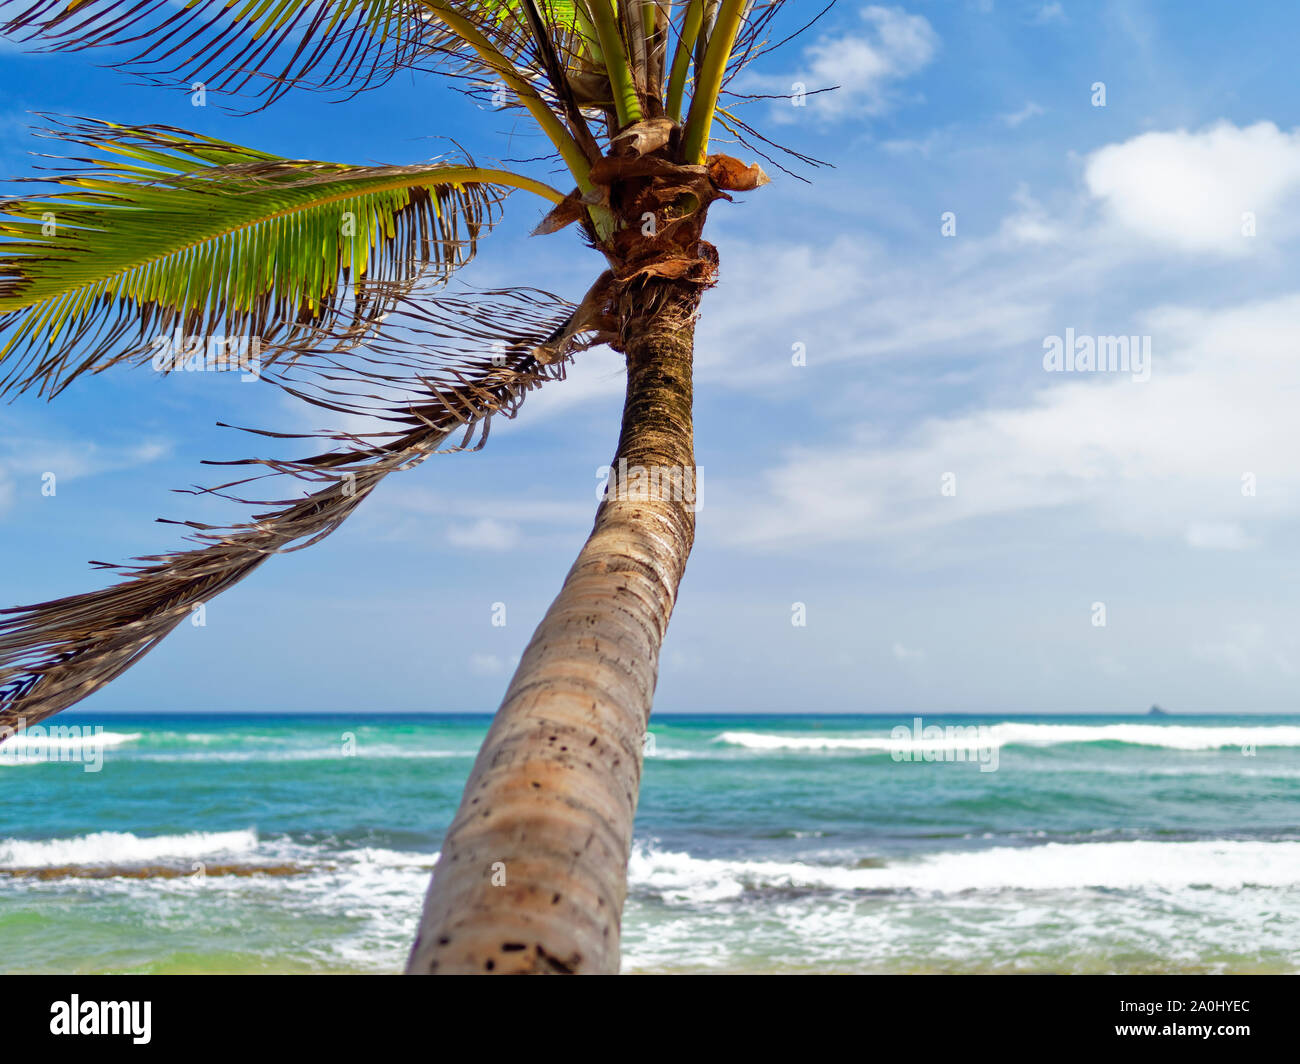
[0,0,820,974]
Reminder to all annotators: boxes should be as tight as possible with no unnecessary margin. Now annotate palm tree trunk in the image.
[406,277,700,975]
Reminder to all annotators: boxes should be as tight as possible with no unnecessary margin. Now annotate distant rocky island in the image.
[1147,705,1169,716]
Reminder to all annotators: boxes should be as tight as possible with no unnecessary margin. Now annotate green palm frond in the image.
[483,0,579,27]
[0,117,564,398]
[2,2,809,181]
[419,0,600,182]
[0,0,430,104]
[428,0,582,61]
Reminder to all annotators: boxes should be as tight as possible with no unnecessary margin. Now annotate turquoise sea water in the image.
[1,713,1298,974]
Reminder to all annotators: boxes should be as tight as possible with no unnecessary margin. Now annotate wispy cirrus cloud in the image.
[1001,101,1045,127]
[720,291,1300,552]
[0,429,170,517]
[1031,2,1067,25]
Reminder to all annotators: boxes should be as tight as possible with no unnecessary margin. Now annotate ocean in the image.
[1,713,1297,974]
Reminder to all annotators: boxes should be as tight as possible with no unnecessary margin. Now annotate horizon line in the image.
[43,709,1300,719]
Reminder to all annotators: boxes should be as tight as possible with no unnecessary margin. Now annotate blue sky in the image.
[4,1,1300,715]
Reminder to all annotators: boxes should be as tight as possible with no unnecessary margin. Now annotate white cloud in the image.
[1001,101,1045,127]
[492,347,626,430]
[651,120,1300,410]
[1031,2,1066,24]
[999,185,1063,244]
[366,484,592,551]
[468,652,518,676]
[879,130,948,156]
[694,233,1048,389]
[283,346,628,444]
[0,429,169,516]
[1084,121,1300,254]
[446,517,521,551]
[382,487,589,527]
[759,5,939,121]
[1184,521,1256,551]
[723,291,1300,551]
[1196,625,1297,676]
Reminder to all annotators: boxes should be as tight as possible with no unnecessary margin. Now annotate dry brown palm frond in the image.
[0,283,606,736]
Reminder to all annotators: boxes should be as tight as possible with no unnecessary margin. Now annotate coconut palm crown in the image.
[0,0,827,973]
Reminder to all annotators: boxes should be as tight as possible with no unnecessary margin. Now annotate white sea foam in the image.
[0,828,259,868]
[716,730,992,753]
[717,722,1300,752]
[0,731,141,754]
[0,833,435,973]
[627,839,1300,903]
[6,831,1295,974]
